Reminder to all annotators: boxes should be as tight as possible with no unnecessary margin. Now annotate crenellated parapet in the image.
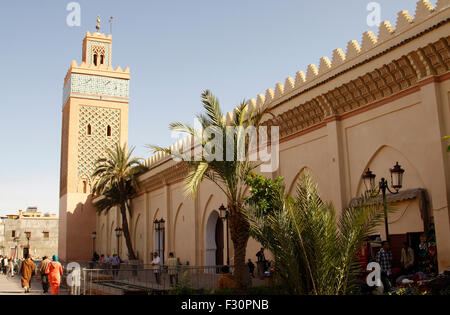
[248,0,449,110]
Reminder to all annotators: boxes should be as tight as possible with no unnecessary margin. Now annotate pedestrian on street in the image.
[167,252,178,287]
[151,252,161,285]
[376,241,393,293]
[256,248,266,280]
[8,257,15,277]
[1,256,8,275]
[70,266,81,295]
[45,255,63,295]
[20,254,36,293]
[39,256,51,294]
[111,254,120,277]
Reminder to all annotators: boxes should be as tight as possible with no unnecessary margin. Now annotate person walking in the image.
[111,254,120,277]
[46,255,63,295]
[20,254,36,293]
[70,266,81,296]
[256,248,266,280]
[167,252,178,287]
[39,256,51,294]
[376,241,393,293]
[151,252,161,285]
[1,256,7,275]
[8,257,15,277]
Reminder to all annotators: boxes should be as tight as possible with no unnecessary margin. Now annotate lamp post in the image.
[114,228,122,257]
[219,204,230,266]
[362,162,405,243]
[91,232,97,257]
[25,232,31,258]
[153,219,165,265]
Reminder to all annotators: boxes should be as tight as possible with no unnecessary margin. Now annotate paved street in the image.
[0,274,69,295]
[0,274,44,295]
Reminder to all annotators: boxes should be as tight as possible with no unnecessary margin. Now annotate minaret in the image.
[59,18,130,261]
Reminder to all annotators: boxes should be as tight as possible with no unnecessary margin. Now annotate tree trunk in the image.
[120,203,136,260]
[229,205,250,293]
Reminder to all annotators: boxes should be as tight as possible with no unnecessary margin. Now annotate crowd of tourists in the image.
[0,255,18,277]
[358,225,440,294]
[0,253,66,295]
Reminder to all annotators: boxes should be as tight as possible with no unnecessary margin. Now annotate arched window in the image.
[107,125,112,137]
[100,55,105,65]
[87,124,92,135]
[93,54,98,66]
[83,181,88,194]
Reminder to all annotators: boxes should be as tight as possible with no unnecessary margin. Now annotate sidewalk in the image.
[0,274,44,295]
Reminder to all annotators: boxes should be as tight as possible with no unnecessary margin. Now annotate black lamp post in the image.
[362,162,405,243]
[219,204,230,266]
[24,232,31,258]
[25,231,31,248]
[91,232,97,257]
[114,228,122,256]
[154,219,166,265]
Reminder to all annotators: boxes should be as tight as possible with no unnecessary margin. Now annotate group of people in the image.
[374,230,438,293]
[92,252,122,276]
[0,255,17,277]
[21,254,64,295]
[1,254,64,295]
[151,252,181,286]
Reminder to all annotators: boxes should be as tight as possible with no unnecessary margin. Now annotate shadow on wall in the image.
[65,195,97,262]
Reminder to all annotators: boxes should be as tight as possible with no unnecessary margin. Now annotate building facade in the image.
[61,1,450,272]
[0,208,58,259]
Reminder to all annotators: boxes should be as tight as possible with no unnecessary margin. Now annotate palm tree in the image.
[92,143,148,261]
[246,174,387,295]
[150,90,269,290]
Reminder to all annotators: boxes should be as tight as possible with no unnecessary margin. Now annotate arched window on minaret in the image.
[87,124,92,136]
[100,55,105,65]
[107,125,112,137]
[83,181,88,194]
[93,54,98,66]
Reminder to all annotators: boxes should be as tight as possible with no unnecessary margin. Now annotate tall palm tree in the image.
[92,143,148,261]
[246,174,387,295]
[150,90,269,290]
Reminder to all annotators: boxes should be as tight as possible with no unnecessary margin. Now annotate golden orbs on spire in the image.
[96,15,101,32]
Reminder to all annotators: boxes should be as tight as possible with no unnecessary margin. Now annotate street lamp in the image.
[219,204,230,266]
[362,162,406,243]
[153,219,166,265]
[25,232,31,258]
[91,232,97,257]
[114,228,122,256]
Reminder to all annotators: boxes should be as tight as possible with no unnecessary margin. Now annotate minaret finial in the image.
[96,15,101,32]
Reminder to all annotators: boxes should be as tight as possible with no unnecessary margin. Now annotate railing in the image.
[79,265,239,295]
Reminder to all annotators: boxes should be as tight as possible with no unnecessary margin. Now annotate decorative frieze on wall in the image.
[264,36,450,139]
[63,74,129,105]
[77,105,121,179]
